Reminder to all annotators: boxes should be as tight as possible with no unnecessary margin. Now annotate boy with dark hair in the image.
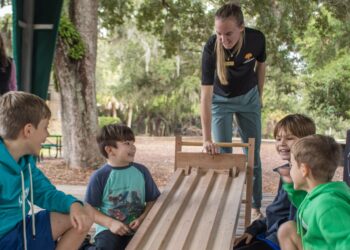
[85,124,160,250]
[234,114,315,250]
[0,91,93,250]
[278,134,350,250]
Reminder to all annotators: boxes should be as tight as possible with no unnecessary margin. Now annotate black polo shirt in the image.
[201,27,266,97]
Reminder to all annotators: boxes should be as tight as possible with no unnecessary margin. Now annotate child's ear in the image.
[104,146,111,156]
[104,145,116,156]
[23,123,34,138]
[300,163,310,177]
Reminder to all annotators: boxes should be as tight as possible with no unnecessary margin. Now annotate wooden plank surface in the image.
[147,169,199,249]
[171,170,215,249]
[127,136,256,250]
[126,168,249,250]
[58,192,275,244]
[189,173,230,250]
[126,168,184,248]
[175,152,247,171]
[211,170,246,249]
[180,141,250,148]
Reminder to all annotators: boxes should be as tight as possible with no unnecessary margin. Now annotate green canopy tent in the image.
[12,0,63,99]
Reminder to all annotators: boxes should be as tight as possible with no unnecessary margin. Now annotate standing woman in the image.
[0,33,17,94]
[201,3,266,218]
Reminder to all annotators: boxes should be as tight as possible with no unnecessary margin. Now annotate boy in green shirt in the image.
[278,135,350,250]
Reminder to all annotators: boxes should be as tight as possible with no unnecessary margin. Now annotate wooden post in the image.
[174,135,182,171]
[245,138,255,227]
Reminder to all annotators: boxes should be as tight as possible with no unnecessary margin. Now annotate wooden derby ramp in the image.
[126,136,254,250]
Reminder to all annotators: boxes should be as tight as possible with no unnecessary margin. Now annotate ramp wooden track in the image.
[126,136,255,250]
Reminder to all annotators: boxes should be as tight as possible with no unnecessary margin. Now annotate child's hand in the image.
[233,232,253,246]
[274,165,293,183]
[70,202,94,233]
[129,217,143,231]
[109,219,132,236]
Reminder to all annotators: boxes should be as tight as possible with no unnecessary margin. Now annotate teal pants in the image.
[212,86,262,208]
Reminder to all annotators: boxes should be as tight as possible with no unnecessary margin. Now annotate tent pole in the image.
[20,0,34,92]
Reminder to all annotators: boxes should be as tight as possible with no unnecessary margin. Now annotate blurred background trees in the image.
[1,0,349,168]
[94,0,350,138]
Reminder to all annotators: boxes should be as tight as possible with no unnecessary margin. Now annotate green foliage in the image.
[58,16,85,60]
[0,13,12,55]
[94,0,350,138]
[261,71,305,138]
[96,24,201,135]
[136,0,213,57]
[259,1,350,138]
[289,4,350,137]
[304,53,350,120]
[308,114,348,139]
[321,0,350,22]
[297,7,350,70]
[98,116,121,127]
[99,0,134,31]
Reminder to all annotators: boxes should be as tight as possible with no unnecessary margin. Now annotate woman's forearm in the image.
[200,86,213,142]
[256,62,266,98]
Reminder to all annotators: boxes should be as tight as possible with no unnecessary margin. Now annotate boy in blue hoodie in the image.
[0,91,93,250]
[278,134,350,250]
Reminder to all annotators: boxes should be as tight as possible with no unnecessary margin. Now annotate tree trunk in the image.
[127,105,133,128]
[54,0,103,169]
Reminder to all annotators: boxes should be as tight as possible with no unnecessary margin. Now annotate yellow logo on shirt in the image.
[244,53,253,60]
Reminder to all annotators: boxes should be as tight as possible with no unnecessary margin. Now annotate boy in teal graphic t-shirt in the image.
[85,124,160,250]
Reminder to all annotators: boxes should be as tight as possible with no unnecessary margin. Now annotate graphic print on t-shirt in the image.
[107,189,144,224]
[84,163,161,236]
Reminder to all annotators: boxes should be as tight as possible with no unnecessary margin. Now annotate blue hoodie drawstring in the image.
[20,163,36,250]
[28,164,36,238]
[20,171,27,250]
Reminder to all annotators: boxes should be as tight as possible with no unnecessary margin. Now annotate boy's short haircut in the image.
[292,134,342,182]
[96,123,135,158]
[0,91,51,140]
[274,114,316,138]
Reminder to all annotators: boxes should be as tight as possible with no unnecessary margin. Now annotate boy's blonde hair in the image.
[0,91,51,139]
[96,123,135,158]
[274,114,316,138]
[292,134,342,182]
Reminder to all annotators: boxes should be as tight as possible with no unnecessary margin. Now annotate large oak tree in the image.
[54,0,102,168]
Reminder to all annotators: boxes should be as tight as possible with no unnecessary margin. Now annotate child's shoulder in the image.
[311,182,350,210]
[130,162,154,178]
[89,164,112,178]
[131,162,147,168]
[131,162,151,173]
